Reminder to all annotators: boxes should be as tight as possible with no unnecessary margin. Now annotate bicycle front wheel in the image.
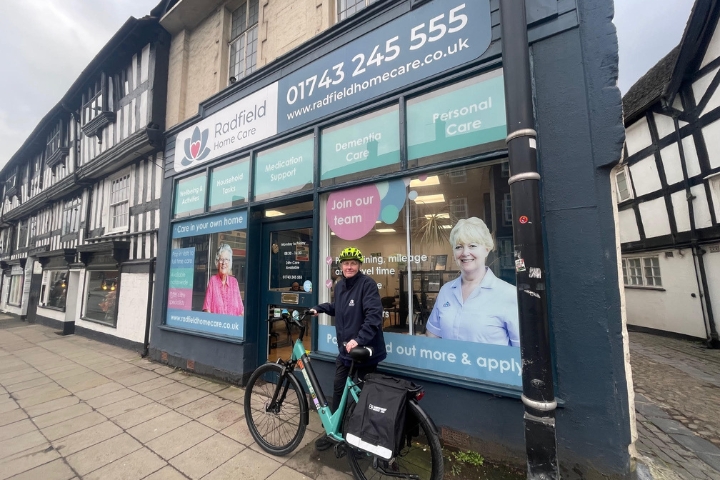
[244,362,307,456]
[344,398,444,480]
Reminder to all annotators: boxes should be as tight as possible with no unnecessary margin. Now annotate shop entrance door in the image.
[26,261,42,324]
[260,219,315,363]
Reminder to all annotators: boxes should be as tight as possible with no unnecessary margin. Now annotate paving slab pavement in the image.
[0,315,344,480]
[630,331,720,479]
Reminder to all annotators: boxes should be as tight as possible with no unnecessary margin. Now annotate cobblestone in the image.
[630,331,720,479]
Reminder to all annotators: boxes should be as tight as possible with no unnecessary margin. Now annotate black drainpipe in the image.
[142,258,155,357]
[671,113,719,348]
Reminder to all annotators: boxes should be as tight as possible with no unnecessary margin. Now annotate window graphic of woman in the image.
[202,244,244,316]
[425,217,519,346]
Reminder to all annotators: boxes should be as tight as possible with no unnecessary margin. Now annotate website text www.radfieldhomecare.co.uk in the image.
[285,37,470,121]
[169,314,240,332]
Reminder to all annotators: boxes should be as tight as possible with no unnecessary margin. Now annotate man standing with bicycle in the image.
[309,247,386,451]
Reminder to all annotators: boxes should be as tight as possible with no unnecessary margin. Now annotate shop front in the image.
[151,0,632,476]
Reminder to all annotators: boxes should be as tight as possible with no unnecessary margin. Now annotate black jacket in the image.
[314,272,387,366]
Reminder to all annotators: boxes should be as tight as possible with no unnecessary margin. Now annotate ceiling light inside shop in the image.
[441,225,453,229]
[425,213,450,219]
[410,176,440,187]
[375,228,396,233]
[265,210,285,217]
[413,194,445,204]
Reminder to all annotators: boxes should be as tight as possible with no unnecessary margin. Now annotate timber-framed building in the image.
[0,12,170,350]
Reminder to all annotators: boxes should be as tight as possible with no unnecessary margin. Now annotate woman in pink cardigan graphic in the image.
[202,243,244,316]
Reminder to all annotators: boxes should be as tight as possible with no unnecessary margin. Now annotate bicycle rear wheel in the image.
[244,362,307,456]
[343,398,444,480]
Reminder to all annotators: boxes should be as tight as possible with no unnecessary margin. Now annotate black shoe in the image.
[315,436,333,451]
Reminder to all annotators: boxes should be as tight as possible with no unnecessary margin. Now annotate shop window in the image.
[616,168,633,202]
[406,69,506,168]
[337,0,376,22]
[63,197,81,235]
[8,271,23,306]
[320,105,400,186]
[228,0,259,84]
[317,161,520,387]
[166,211,247,338]
[254,136,314,201]
[41,270,68,310]
[210,159,249,211]
[174,172,207,218]
[108,172,131,232]
[83,270,119,325]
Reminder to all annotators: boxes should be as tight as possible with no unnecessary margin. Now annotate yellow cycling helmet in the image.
[339,247,364,263]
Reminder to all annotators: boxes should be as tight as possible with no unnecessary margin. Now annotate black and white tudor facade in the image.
[0,13,169,349]
[616,0,720,346]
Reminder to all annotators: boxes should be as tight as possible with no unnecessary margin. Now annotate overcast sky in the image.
[0,0,696,168]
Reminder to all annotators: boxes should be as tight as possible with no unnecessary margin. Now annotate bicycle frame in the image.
[291,337,361,442]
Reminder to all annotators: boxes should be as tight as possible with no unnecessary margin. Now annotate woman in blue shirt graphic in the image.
[425,217,520,346]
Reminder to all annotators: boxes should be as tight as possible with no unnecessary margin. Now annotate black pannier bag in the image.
[345,373,421,459]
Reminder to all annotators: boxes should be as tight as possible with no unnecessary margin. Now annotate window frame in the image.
[228,0,259,84]
[622,255,662,289]
[106,169,132,234]
[615,167,633,203]
[336,0,377,22]
[7,272,24,307]
[63,197,82,235]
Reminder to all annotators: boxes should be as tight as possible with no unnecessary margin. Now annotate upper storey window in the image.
[337,0,376,22]
[81,72,116,141]
[45,119,69,170]
[228,0,259,84]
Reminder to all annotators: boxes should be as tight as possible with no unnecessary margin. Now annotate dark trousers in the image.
[332,356,377,413]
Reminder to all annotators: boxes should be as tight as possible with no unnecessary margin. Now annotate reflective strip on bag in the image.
[345,433,393,460]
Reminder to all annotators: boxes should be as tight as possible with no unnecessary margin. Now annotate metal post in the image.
[499,1,559,478]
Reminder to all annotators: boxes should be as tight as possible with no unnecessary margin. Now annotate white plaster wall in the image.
[709,177,720,220]
[75,271,150,345]
[703,245,720,336]
[701,25,720,69]
[682,135,702,178]
[629,156,662,196]
[4,304,22,316]
[671,190,690,232]
[653,113,675,141]
[691,184,713,229]
[37,307,65,322]
[638,198,671,238]
[625,252,707,338]
[0,274,8,311]
[660,143,683,186]
[626,118,652,157]
[672,95,684,112]
[692,67,716,107]
[618,208,641,243]
[609,164,638,451]
[703,119,720,169]
[703,77,720,117]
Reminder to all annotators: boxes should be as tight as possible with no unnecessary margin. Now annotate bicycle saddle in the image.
[348,346,373,362]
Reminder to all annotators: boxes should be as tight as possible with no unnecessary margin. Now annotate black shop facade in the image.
[150,1,633,476]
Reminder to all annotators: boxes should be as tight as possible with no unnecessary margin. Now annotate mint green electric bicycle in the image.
[244,309,444,480]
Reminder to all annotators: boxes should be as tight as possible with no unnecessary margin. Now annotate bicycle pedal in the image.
[333,443,347,459]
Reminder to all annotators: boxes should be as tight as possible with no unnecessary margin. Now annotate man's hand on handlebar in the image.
[345,339,358,352]
[308,308,319,316]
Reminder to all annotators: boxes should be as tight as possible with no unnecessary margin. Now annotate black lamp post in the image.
[499,1,559,478]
